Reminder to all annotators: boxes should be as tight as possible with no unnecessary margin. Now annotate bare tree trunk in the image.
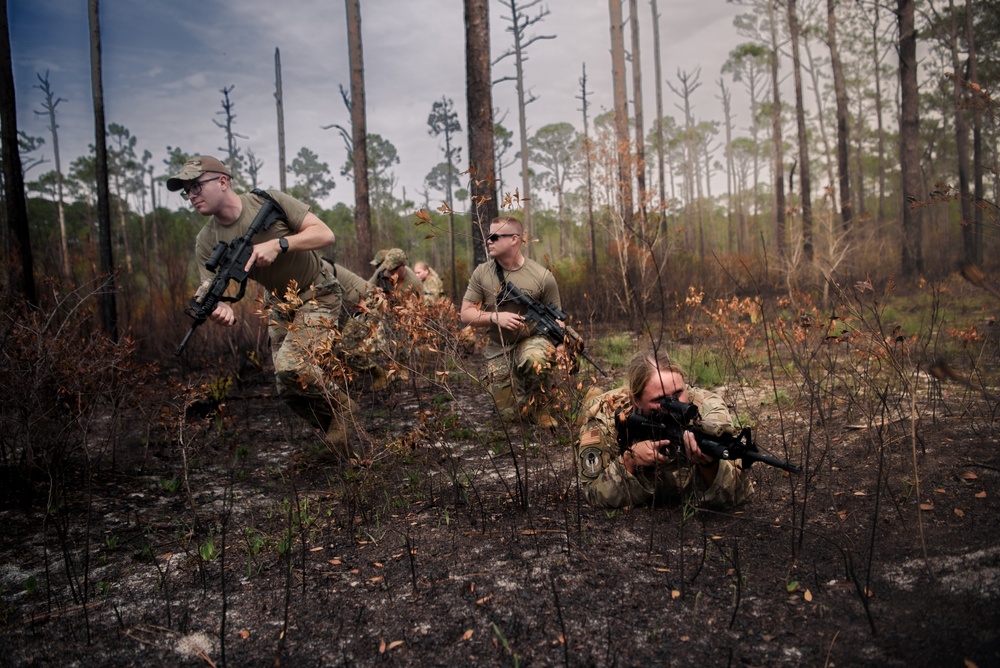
[898,0,923,278]
[788,0,813,262]
[345,0,372,265]
[718,78,736,253]
[802,37,836,210]
[514,27,532,236]
[275,48,287,192]
[148,165,159,271]
[214,85,245,180]
[628,0,647,228]
[650,0,667,237]
[871,5,886,223]
[696,135,706,265]
[1,0,36,308]
[89,0,118,339]
[445,114,457,299]
[609,0,634,228]
[768,0,786,258]
[495,0,553,239]
[827,0,852,233]
[35,72,70,279]
[668,68,700,252]
[966,0,983,264]
[945,0,974,263]
[577,65,598,272]
[464,0,498,269]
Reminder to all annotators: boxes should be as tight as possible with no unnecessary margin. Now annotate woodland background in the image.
[1,1,1000,666]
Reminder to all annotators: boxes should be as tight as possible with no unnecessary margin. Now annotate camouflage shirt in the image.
[421,268,445,302]
[575,385,753,509]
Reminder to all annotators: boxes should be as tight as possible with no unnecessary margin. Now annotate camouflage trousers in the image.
[339,312,380,373]
[268,279,345,431]
[485,335,557,421]
[340,295,410,374]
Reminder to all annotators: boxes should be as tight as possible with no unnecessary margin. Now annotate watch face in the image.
[279,237,289,252]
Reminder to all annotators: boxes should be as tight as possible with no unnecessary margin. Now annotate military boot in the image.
[533,407,558,430]
[370,365,389,391]
[325,392,358,459]
[491,385,521,423]
[532,395,559,430]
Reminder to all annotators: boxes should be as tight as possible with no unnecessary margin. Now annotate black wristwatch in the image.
[278,237,289,253]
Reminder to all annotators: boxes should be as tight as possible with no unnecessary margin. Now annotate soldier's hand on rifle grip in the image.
[683,431,721,485]
[683,431,715,467]
[495,311,526,332]
[209,301,237,327]
[246,239,282,272]
[623,439,672,475]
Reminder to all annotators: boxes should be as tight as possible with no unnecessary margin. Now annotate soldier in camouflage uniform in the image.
[168,156,354,457]
[368,248,423,297]
[460,217,563,427]
[576,351,752,509]
[366,248,424,384]
[414,261,445,303]
[328,262,391,389]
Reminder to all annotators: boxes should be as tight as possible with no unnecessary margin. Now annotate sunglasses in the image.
[486,233,518,243]
[181,176,222,199]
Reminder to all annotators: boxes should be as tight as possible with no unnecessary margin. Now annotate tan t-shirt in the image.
[463,257,560,356]
[334,263,372,314]
[193,190,327,298]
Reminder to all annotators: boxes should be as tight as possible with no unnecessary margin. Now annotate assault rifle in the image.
[175,189,286,356]
[615,397,801,473]
[497,280,608,377]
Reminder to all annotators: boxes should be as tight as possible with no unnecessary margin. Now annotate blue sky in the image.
[8,0,744,213]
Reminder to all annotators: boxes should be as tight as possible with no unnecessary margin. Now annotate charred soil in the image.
[1,350,998,668]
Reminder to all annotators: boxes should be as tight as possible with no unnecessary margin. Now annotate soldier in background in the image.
[414,261,445,302]
[460,216,562,428]
[368,248,422,298]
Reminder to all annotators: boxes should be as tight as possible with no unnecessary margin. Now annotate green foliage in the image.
[596,333,635,369]
[288,146,335,207]
[207,376,233,403]
[686,349,726,388]
[199,537,218,562]
[161,477,181,494]
[760,388,793,407]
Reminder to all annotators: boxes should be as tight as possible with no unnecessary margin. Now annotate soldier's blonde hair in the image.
[625,351,686,401]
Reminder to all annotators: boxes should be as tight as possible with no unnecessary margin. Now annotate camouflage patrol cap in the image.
[369,249,388,266]
[376,248,408,273]
[166,156,232,191]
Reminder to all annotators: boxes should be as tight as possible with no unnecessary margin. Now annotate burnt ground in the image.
[1,349,999,668]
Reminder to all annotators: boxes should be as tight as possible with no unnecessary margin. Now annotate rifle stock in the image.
[175,190,285,355]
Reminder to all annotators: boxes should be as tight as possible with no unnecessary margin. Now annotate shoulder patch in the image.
[578,446,606,479]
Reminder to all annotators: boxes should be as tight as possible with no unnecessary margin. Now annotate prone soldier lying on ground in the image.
[576,350,756,509]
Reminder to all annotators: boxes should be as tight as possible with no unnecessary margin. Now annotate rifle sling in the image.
[494,260,507,306]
